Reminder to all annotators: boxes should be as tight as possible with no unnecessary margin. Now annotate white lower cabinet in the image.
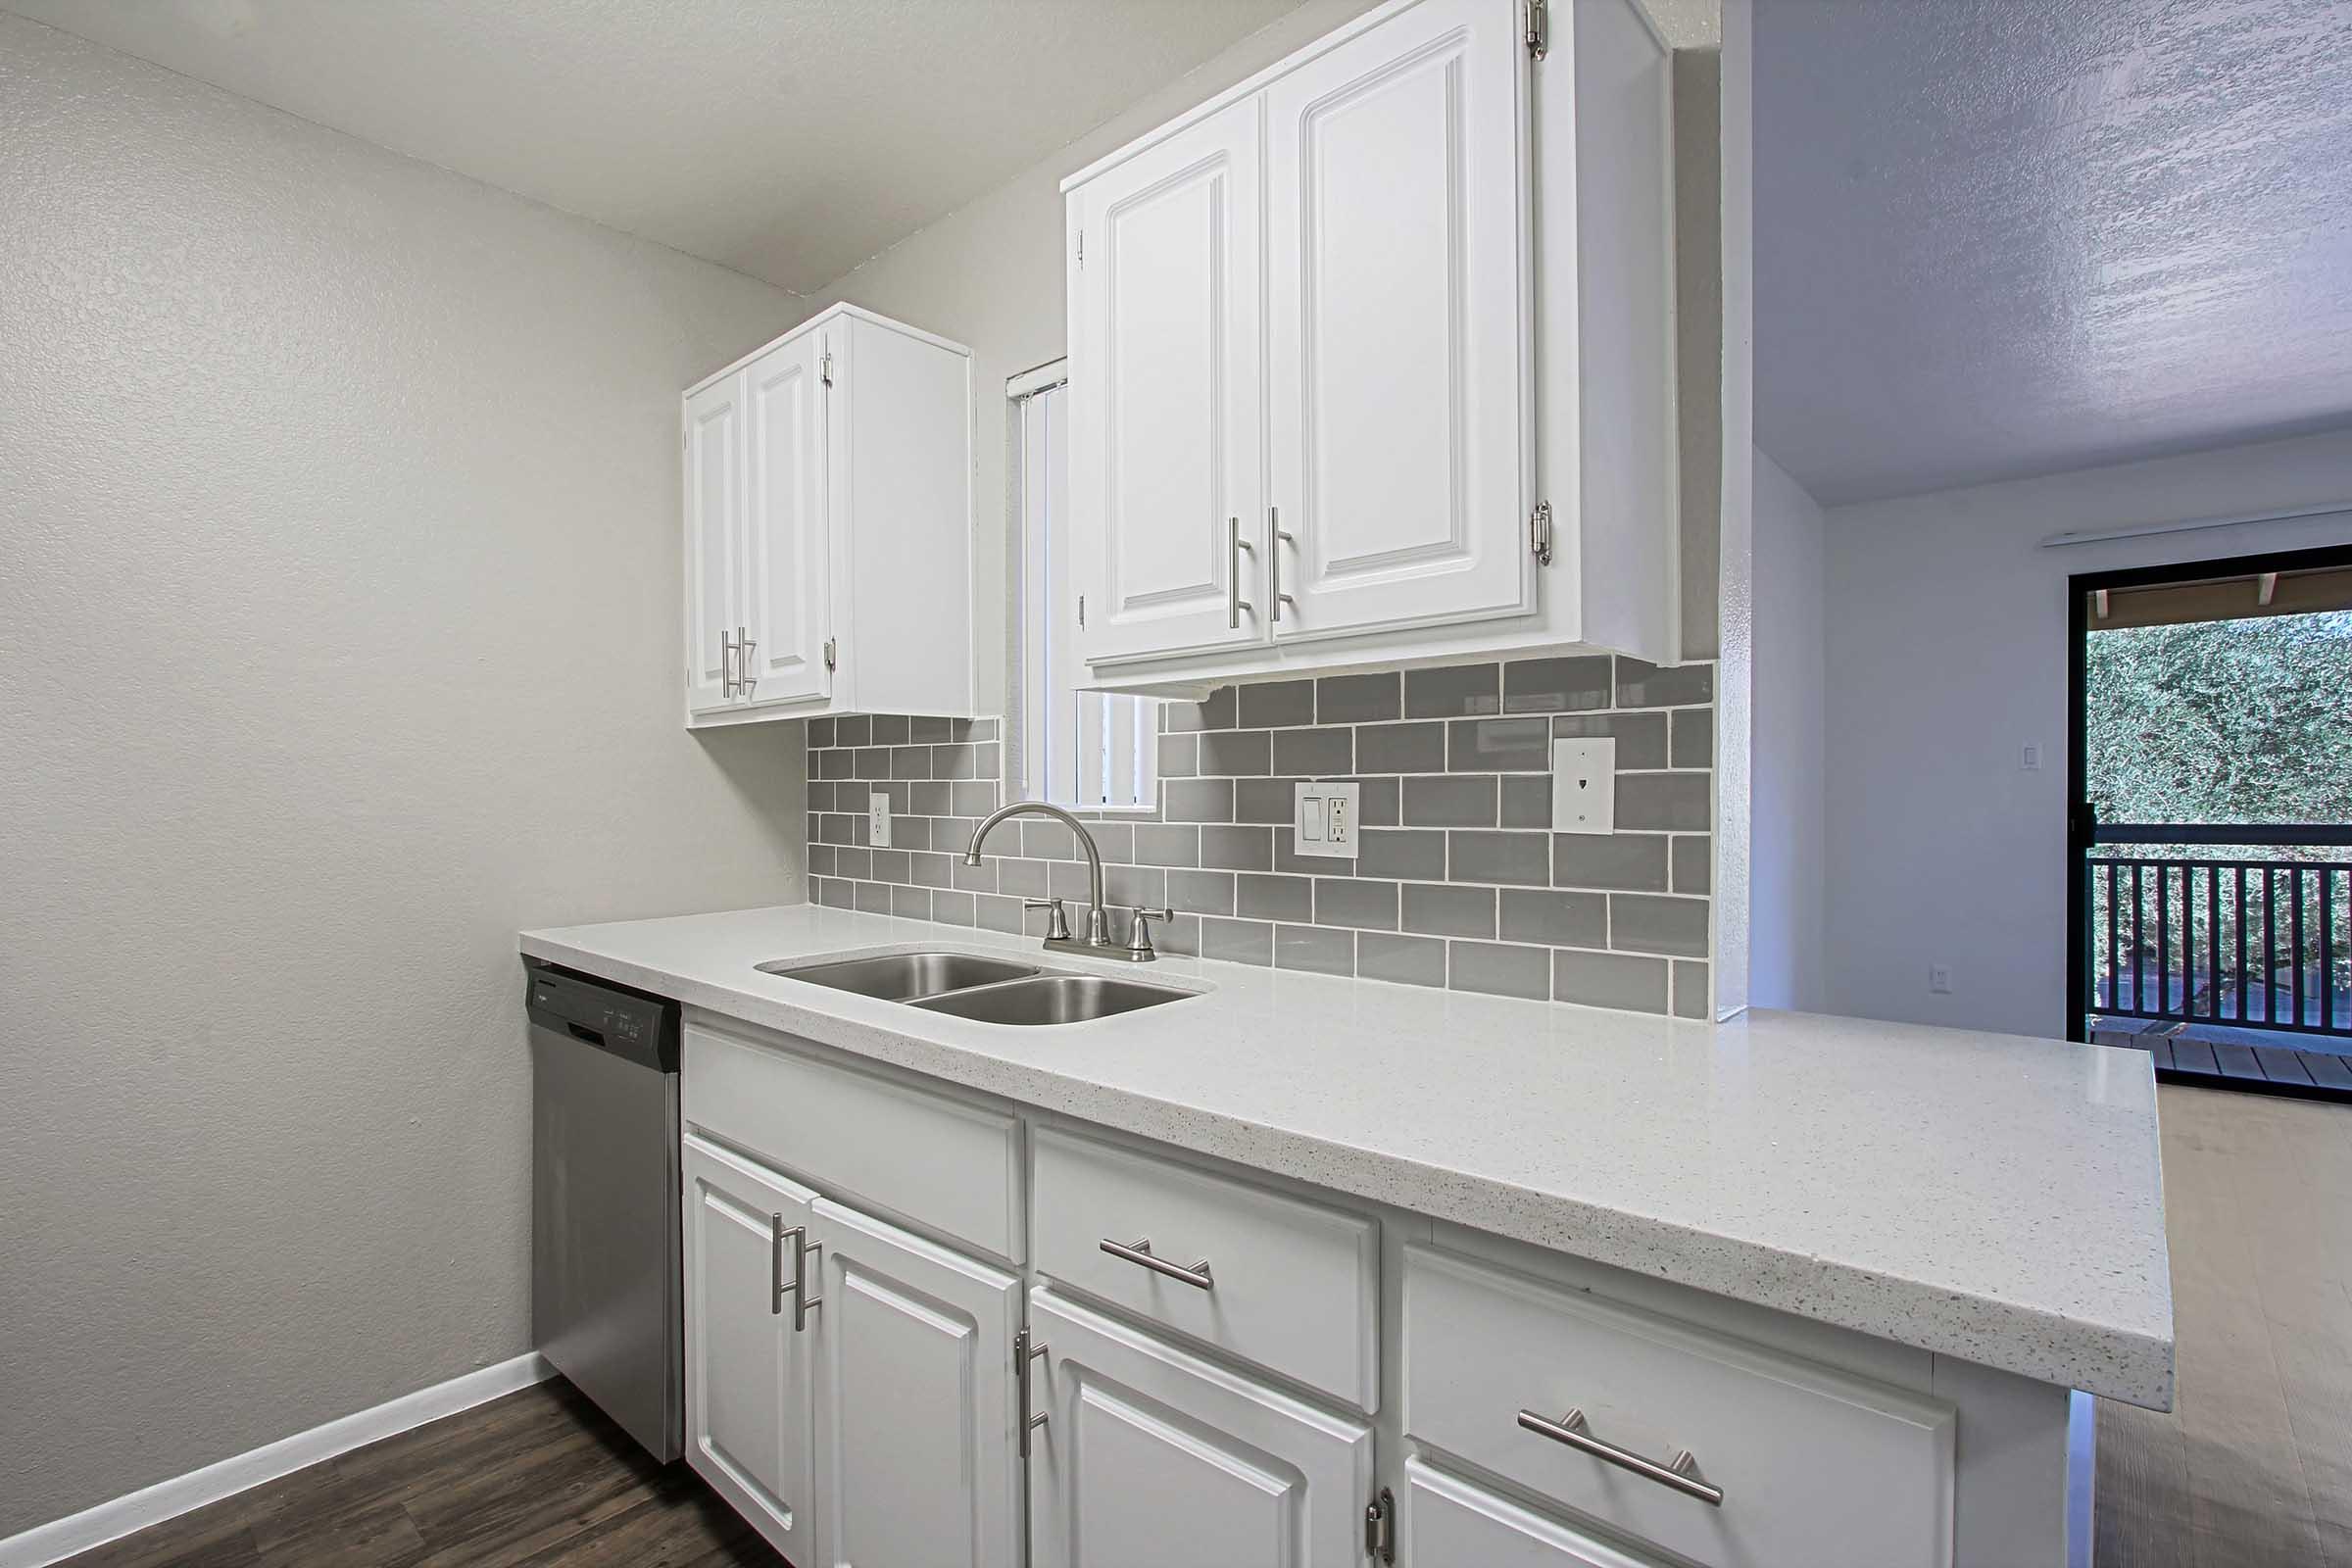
[682,1137,817,1558]
[811,1196,1022,1568]
[678,1016,2066,1568]
[1025,1288,1374,1568]
[1405,1459,1661,1568]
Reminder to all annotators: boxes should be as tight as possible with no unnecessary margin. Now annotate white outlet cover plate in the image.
[1294,781,1360,858]
[1551,738,1616,834]
[868,791,891,848]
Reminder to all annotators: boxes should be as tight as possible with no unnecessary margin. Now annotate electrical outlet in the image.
[1929,963,1953,995]
[1551,738,1616,834]
[1293,781,1359,859]
[868,791,891,849]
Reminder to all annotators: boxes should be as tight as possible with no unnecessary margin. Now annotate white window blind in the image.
[1017,379,1155,809]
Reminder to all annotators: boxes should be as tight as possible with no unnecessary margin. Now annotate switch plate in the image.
[1551,738,1616,834]
[1294,781,1359,859]
[868,791,891,849]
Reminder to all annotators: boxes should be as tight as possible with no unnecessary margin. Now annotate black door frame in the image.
[2066,540,2352,1054]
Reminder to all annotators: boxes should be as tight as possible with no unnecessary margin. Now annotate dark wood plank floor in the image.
[57,1379,786,1568]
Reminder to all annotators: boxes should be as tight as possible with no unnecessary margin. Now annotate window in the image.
[1010,366,1156,809]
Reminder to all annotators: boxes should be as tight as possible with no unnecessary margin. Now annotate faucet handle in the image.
[1122,906,1176,959]
[1023,898,1073,943]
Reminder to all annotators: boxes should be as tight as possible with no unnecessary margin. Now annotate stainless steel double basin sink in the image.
[757,951,1195,1026]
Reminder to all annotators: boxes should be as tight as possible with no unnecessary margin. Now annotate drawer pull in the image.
[1517,1407,1724,1507]
[1100,1236,1215,1291]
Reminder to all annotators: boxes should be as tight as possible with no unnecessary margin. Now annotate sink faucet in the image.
[962,802,1121,954]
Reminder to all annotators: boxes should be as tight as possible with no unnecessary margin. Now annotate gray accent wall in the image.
[808,656,1714,1018]
[0,18,805,1539]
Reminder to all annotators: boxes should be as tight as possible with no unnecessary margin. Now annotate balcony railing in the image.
[2086,824,2352,1040]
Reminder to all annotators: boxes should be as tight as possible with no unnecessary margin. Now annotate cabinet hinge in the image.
[822,637,837,672]
[1529,499,1555,565]
[1525,0,1549,59]
[1076,228,1084,270]
[819,351,833,387]
[1077,593,1086,628]
[1363,1488,1396,1563]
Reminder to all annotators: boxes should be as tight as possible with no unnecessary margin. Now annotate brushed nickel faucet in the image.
[962,803,1171,960]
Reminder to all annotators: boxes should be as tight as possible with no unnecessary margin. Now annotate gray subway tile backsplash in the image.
[1403,774,1497,827]
[1356,721,1447,774]
[1406,662,1501,718]
[1449,716,1550,772]
[1316,671,1400,724]
[801,654,1711,1015]
[1275,922,1355,975]
[1273,725,1353,777]
[1502,655,1614,714]
[1239,679,1316,729]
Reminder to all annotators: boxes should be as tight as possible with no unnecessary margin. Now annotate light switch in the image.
[1293,781,1359,859]
[1551,738,1615,835]
[868,791,891,849]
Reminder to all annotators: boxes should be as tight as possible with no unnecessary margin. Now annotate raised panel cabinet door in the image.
[682,371,747,713]
[1026,1289,1373,1568]
[1405,1459,1664,1567]
[740,333,832,709]
[1069,96,1266,664]
[1264,0,1531,640]
[810,1197,1022,1568]
[682,1138,817,1559]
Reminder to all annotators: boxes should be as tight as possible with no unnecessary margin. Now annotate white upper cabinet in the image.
[740,329,831,709]
[683,373,746,717]
[1265,0,1528,641]
[1068,97,1264,662]
[1061,0,1680,695]
[681,303,975,726]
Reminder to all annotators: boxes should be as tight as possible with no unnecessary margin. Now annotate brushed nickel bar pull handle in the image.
[1100,1236,1214,1291]
[773,1223,821,1330]
[793,1226,821,1333]
[1271,508,1297,621]
[721,630,740,698]
[737,625,756,697]
[1016,1330,1049,1458]
[1517,1408,1723,1507]
[769,1213,786,1315]
[1228,516,1254,629]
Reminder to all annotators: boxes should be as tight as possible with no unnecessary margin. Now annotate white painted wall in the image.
[0,17,805,1538]
[1751,446,1825,1008]
[1821,427,2352,1038]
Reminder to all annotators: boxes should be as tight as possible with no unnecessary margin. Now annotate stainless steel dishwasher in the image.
[524,958,683,1462]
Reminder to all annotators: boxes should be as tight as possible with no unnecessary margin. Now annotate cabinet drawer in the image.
[682,1016,1019,1260]
[1403,1246,1955,1568]
[1029,1127,1378,1410]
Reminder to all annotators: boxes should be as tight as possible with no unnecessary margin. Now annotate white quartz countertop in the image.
[520,903,2175,1408]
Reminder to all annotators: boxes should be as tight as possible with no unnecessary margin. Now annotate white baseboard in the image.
[0,1351,555,1568]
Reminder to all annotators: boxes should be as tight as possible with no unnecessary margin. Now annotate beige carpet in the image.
[2098,1083,2352,1566]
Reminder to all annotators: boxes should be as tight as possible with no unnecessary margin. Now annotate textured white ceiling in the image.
[1756,0,2352,508]
[2,0,1309,293]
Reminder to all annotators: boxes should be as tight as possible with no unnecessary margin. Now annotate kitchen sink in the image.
[909,974,1191,1025]
[759,951,1037,1001]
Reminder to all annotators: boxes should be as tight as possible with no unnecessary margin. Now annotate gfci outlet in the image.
[868,791,891,849]
[1551,737,1616,834]
[1294,780,1360,859]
